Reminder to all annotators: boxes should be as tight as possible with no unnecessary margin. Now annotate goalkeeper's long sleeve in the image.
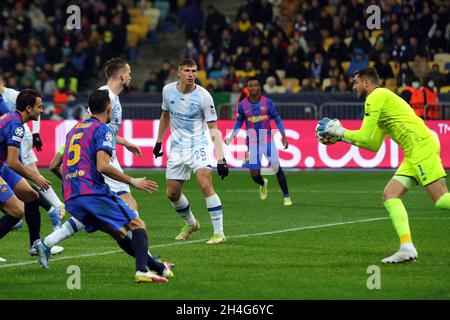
[343,92,386,152]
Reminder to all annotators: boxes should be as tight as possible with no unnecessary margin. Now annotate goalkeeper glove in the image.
[316,117,344,138]
[153,142,163,158]
[217,159,229,180]
[32,133,43,151]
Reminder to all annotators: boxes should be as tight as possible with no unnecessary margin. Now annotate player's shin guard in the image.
[384,198,412,244]
[206,194,224,235]
[435,193,450,209]
[171,193,196,225]
[43,217,83,248]
[131,228,150,272]
[24,199,41,246]
[276,167,290,198]
[0,214,21,239]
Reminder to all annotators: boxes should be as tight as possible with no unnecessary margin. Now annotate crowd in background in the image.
[147,0,449,95]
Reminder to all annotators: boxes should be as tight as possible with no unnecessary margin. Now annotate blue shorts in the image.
[0,164,20,204]
[66,193,138,233]
[243,140,280,170]
[0,164,23,190]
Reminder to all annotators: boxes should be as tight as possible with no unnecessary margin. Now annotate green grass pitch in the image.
[0,170,449,300]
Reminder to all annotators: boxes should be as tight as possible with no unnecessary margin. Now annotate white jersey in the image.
[98,85,122,154]
[162,82,217,152]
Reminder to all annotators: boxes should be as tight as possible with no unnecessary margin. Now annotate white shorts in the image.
[102,155,131,195]
[21,124,38,166]
[166,147,213,181]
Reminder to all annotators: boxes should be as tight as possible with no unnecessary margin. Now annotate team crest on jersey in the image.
[260,107,267,112]
[105,132,113,141]
[15,127,24,137]
[210,105,216,114]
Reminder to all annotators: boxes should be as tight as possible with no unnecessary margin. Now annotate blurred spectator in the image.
[349,30,372,56]
[205,5,228,48]
[258,60,280,85]
[428,29,448,57]
[369,37,385,62]
[301,77,319,92]
[157,60,172,89]
[35,70,57,96]
[323,57,344,80]
[165,68,179,85]
[143,71,159,93]
[209,50,231,79]
[238,12,252,33]
[236,60,257,79]
[198,43,214,71]
[423,77,440,119]
[391,37,408,63]
[256,0,273,27]
[338,79,350,93]
[375,53,395,82]
[270,36,287,69]
[45,36,63,65]
[235,46,252,70]
[263,76,285,94]
[397,61,416,87]
[325,76,339,93]
[427,63,447,91]
[347,49,369,77]
[401,77,425,118]
[179,0,204,44]
[309,52,327,84]
[183,39,199,61]
[410,55,430,81]
[406,36,428,61]
[327,36,349,63]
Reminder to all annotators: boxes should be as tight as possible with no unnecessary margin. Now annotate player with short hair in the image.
[153,58,229,244]
[0,78,65,232]
[35,89,169,283]
[0,89,55,253]
[317,67,450,263]
[225,77,292,206]
[31,58,144,249]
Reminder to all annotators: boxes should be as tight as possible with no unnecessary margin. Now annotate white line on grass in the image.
[182,189,423,194]
[0,217,389,269]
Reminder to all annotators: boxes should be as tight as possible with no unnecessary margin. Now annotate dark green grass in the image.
[1,170,449,299]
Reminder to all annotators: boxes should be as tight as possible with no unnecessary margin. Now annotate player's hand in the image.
[281,136,289,149]
[36,175,51,191]
[130,177,159,193]
[217,159,229,180]
[153,142,163,158]
[316,117,344,138]
[32,133,43,152]
[125,141,142,157]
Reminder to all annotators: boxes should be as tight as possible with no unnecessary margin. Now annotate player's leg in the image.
[250,168,269,200]
[381,157,418,263]
[167,179,200,240]
[267,140,291,205]
[195,168,226,244]
[427,178,450,209]
[0,188,23,239]
[118,192,138,212]
[26,162,65,216]
[30,183,62,230]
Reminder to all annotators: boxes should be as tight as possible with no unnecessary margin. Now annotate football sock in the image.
[206,193,224,235]
[435,192,450,209]
[24,199,41,246]
[131,228,150,273]
[30,185,52,211]
[116,236,163,272]
[38,185,63,208]
[171,193,196,225]
[0,214,21,239]
[43,217,82,248]
[276,167,290,198]
[251,174,265,186]
[384,198,412,245]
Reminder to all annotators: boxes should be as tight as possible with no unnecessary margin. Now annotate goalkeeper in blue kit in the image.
[317,67,450,263]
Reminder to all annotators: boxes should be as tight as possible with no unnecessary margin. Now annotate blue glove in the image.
[316,117,331,137]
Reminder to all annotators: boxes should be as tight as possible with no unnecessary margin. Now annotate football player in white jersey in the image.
[153,58,229,244]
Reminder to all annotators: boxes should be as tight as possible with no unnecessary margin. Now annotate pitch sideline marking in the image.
[0,217,390,269]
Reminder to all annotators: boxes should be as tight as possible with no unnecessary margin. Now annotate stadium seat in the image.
[197,70,207,86]
[440,86,450,94]
[282,78,300,88]
[128,8,143,18]
[203,79,217,90]
[389,61,400,77]
[325,6,336,15]
[341,61,350,73]
[322,78,331,91]
[369,61,375,67]
[275,69,286,82]
[344,37,352,46]
[145,8,160,31]
[385,78,397,92]
[323,37,333,51]
[434,53,450,64]
[320,30,329,39]
[370,30,384,39]
[303,61,310,69]
[154,1,170,25]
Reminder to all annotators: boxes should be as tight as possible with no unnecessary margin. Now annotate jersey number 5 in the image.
[67,133,84,166]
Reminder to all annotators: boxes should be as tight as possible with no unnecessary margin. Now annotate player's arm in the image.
[268,100,288,149]
[49,144,65,180]
[32,115,43,151]
[96,150,158,193]
[224,103,244,145]
[116,135,142,157]
[153,86,170,158]
[7,146,51,189]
